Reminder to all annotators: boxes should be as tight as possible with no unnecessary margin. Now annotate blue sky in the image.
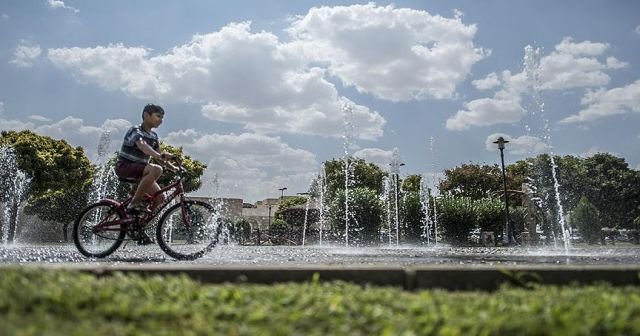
[1,1,639,202]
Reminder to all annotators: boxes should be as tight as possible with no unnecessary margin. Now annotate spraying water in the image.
[389,148,403,247]
[0,146,31,243]
[317,164,327,245]
[419,173,432,244]
[524,45,571,252]
[88,130,118,204]
[342,103,356,247]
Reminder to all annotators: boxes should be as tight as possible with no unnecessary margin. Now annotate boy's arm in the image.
[135,140,180,172]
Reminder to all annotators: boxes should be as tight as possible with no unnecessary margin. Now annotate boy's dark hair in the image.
[142,104,165,119]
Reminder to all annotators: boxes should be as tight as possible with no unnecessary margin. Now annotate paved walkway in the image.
[2,244,640,290]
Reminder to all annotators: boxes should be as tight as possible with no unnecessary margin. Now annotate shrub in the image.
[571,196,601,244]
[436,196,477,245]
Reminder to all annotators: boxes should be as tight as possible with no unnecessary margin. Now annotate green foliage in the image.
[228,218,252,244]
[323,158,387,197]
[156,143,206,193]
[475,198,504,234]
[0,130,94,230]
[329,187,384,245]
[401,174,421,193]
[268,218,289,245]
[274,197,319,229]
[571,197,601,244]
[2,268,640,335]
[402,190,424,241]
[439,163,503,200]
[436,196,477,245]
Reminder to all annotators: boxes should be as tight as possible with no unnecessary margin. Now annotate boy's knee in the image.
[148,164,163,178]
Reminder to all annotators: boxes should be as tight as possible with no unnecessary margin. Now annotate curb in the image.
[13,264,640,291]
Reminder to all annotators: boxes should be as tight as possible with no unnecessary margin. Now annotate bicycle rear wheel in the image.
[156,200,220,260]
[73,201,126,258]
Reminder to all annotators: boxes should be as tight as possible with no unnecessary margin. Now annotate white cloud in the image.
[485,133,550,155]
[27,115,53,123]
[2,14,8,20]
[448,37,627,130]
[530,37,623,90]
[353,148,394,169]
[447,75,526,131]
[47,0,79,13]
[635,25,640,35]
[472,72,501,90]
[165,130,319,201]
[560,80,640,124]
[48,22,385,140]
[9,40,42,68]
[287,3,486,101]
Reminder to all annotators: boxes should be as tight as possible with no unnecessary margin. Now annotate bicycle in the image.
[73,157,222,260]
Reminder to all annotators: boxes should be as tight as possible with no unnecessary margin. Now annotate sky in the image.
[1,0,639,202]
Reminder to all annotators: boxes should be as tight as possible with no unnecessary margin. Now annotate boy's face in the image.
[144,112,164,128]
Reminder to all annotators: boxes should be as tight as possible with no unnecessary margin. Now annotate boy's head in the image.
[142,104,165,120]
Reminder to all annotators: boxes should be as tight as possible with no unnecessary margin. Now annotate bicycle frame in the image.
[92,165,189,236]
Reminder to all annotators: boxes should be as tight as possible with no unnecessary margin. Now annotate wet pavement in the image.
[1,243,639,267]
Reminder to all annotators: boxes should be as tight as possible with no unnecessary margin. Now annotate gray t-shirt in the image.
[118,125,160,163]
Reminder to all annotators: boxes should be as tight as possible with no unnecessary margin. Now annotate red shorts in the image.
[115,160,147,180]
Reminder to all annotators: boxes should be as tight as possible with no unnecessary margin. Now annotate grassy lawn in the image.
[1,267,639,335]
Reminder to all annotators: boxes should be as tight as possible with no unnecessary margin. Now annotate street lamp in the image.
[493,136,515,245]
[279,187,288,199]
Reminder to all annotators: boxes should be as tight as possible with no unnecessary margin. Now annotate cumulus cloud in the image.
[164,130,318,201]
[353,148,394,169]
[485,133,551,155]
[9,40,42,68]
[448,37,627,130]
[560,80,640,124]
[48,21,385,140]
[0,105,130,161]
[287,3,486,101]
[47,0,79,13]
[27,115,53,123]
[472,72,501,90]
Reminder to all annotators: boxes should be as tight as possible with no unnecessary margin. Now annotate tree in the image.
[0,130,94,241]
[582,153,640,229]
[439,163,503,200]
[436,196,477,245]
[275,196,319,230]
[323,158,387,198]
[157,143,207,194]
[571,196,601,244]
[329,187,384,245]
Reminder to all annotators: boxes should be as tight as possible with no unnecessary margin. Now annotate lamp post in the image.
[493,136,515,245]
[279,187,288,199]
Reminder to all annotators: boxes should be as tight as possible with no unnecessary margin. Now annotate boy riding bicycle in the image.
[115,103,178,243]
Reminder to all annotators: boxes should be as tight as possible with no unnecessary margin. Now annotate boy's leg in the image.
[132,163,163,204]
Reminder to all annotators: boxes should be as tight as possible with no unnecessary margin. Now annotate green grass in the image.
[1,267,640,335]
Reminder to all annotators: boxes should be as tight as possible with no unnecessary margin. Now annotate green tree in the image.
[156,143,206,193]
[275,196,319,231]
[571,196,601,244]
[0,130,94,241]
[323,158,387,198]
[475,198,504,237]
[436,196,477,245]
[439,164,504,200]
[402,190,425,242]
[329,187,384,245]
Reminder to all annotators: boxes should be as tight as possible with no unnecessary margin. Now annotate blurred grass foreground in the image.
[0,267,639,335]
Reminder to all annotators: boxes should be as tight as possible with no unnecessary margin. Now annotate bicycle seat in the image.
[118,176,140,184]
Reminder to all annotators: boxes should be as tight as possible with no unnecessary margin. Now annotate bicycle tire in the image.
[156,200,220,260]
[73,201,126,258]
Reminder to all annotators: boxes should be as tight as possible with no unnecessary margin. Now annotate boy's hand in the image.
[159,152,174,161]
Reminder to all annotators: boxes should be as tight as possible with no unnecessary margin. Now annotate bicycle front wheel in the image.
[73,201,126,258]
[156,200,220,260]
